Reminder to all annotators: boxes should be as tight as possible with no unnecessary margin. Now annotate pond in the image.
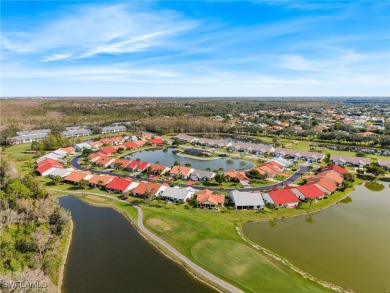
[126,148,254,172]
[60,196,215,293]
[242,183,390,293]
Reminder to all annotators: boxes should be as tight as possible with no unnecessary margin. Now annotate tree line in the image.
[0,159,71,289]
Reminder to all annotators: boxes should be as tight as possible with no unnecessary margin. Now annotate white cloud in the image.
[42,53,73,62]
[2,3,199,60]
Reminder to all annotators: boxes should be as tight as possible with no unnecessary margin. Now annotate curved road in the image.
[134,205,244,293]
[52,189,243,293]
[71,155,308,192]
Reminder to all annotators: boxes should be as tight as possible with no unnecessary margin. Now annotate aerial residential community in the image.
[2,98,390,292]
[1,1,390,293]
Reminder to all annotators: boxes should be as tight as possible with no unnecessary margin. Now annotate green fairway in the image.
[141,203,334,292]
[192,239,330,292]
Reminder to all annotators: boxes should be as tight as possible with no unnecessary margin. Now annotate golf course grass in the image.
[192,239,330,292]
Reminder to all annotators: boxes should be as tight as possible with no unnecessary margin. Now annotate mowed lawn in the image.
[192,239,329,292]
[141,205,331,292]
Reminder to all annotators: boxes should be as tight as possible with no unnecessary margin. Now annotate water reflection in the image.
[269,219,277,227]
[305,214,314,224]
[364,181,385,192]
[340,197,352,204]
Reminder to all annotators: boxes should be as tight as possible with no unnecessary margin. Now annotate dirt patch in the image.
[147,218,172,232]
[85,195,106,202]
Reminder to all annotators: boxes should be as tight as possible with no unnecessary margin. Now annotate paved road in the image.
[52,188,243,293]
[71,155,307,192]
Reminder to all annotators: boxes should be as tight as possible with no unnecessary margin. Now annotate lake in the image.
[60,196,215,293]
[242,183,390,293]
[126,148,254,171]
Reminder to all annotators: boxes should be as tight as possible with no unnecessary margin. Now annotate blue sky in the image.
[1,1,389,97]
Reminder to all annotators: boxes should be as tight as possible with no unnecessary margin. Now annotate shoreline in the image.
[175,152,221,161]
[50,186,357,293]
[56,192,232,293]
[56,215,74,293]
[243,182,357,224]
[236,185,359,293]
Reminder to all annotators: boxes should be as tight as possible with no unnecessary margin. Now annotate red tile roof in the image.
[111,136,124,142]
[269,161,284,170]
[320,165,348,175]
[88,174,114,186]
[100,146,117,155]
[124,141,138,149]
[94,155,114,166]
[307,177,337,192]
[100,138,112,144]
[149,137,164,144]
[135,140,146,147]
[266,189,299,205]
[105,177,132,191]
[294,184,326,199]
[88,153,101,161]
[127,161,140,170]
[64,170,91,183]
[197,189,225,205]
[59,146,76,153]
[149,164,170,173]
[224,170,249,181]
[36,162,62,175]
[170,166,193,176]
[132,182,162,195]
[112,159,132,169]
[316,171,344,184]
[89,141,103,147]
[137,161,150,170]
[37,158,60,167]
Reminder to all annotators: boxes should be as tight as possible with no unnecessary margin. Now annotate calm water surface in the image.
[242,184,390,293]
[127,148,254,171]
[60,196,215,293]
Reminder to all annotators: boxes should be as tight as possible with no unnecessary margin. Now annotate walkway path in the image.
[51,188,243,293]
[71,155,307,192]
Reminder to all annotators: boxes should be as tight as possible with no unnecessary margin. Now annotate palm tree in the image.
[174,161,181,166]
[307,197,314,210]
[184,163,192,167]
[52,175,62,186]
[78,179,88,190]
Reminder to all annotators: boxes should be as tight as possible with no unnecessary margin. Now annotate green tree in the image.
[184,163,192,167]
[52,175,62,186]
[5,179,33,199]
[78,179,88,190]
[248,169,261,178]
[215,173,226,185]
[82,148,93,156]
[366,163,385,177]
[31,141,44,152]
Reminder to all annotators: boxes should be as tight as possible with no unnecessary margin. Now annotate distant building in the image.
[61,126,93,138]
[14,129,50,144]
[101,125,126,134]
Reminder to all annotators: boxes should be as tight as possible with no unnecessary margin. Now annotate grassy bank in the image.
[49,180,361,292]
[3,143,361,292]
